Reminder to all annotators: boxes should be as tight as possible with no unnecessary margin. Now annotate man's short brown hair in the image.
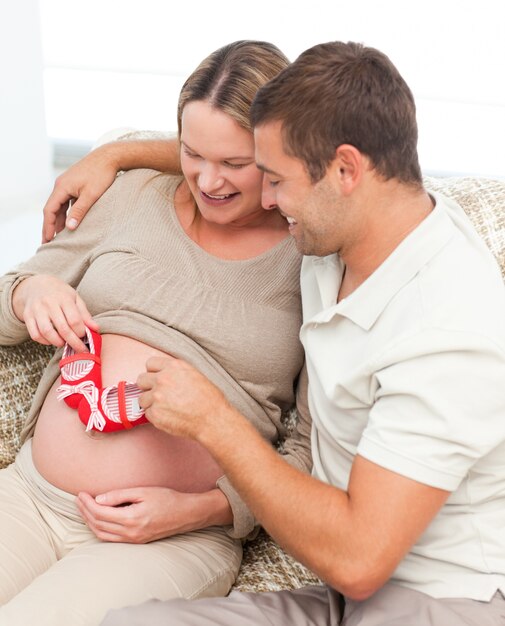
[251,41,423,185]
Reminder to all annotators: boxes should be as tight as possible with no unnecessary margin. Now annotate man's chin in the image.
[295,238,332,257]
[292,236,306,254]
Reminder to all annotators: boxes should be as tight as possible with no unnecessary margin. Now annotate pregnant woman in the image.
[0,40,311,626]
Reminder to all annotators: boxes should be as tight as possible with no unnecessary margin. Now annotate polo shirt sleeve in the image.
[357,328,505,491]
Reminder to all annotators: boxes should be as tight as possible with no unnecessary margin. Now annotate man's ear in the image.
[328,144,364,195]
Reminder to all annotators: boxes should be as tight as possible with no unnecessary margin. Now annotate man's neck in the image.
[337,181,434,302]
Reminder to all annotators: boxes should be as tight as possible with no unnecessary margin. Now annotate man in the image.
[100,41,505,624]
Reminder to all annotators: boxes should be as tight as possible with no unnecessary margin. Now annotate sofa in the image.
[1,173,504,593]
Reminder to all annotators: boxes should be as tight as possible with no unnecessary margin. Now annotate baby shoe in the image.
[78,380,149,433]
[57,326,102,408]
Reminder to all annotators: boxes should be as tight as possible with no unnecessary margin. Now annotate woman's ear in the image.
[328,144,364,195]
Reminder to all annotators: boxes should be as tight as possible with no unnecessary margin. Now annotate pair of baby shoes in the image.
[56,327,148,432]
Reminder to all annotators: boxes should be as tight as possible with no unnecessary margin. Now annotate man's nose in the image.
[261,177,278,211]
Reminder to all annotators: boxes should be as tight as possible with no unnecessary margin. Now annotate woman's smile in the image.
[199,190,240,206]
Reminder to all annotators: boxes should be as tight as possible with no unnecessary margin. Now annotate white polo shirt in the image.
[300,193,505,600]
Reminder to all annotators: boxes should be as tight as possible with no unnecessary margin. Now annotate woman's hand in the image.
[12,274,99,352]
[42,144,120,243]
[76,486,233,543]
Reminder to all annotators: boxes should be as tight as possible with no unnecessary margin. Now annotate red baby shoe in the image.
[77,380,149,433]
[57,327,102,409]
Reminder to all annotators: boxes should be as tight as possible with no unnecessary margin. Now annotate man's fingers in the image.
[53,210,67,239]
[145,355,177,372]
[41,187,99,243]
[66,188,103,229]
[137,388,153,410]
[41,215,57,244]
[42,193,71,243]
[137,358,177,389]
[136,372,150,390]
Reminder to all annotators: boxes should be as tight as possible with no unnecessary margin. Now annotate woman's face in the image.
[180,100,264,226]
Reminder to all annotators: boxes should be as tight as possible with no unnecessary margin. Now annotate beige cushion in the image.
[234,529,321,591]
[424,176,505,278]
[0,342,53,468]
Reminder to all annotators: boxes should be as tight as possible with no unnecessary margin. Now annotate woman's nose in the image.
[198,163,224,192]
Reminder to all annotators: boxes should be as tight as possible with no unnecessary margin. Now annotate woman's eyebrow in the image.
[223,156,255,162]
[181,141,253,162]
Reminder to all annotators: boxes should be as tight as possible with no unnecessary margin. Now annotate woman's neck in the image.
[174,181,289,260]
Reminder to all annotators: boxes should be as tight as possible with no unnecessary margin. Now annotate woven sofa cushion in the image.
[0,342,54,469]
[424,176,505,278]
[233,529,321,591]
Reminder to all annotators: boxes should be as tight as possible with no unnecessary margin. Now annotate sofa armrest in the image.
[0,342,54,469]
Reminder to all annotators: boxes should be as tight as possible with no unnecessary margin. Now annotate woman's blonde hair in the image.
[177,40,289,136]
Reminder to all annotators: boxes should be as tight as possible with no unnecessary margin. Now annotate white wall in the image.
[39,0,505,179]
[0,0,52,217]
[0,0,503,272]
[1,0,504,222]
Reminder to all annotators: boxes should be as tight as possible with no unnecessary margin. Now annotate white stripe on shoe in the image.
[60,327,96,381]
[101,384,145,425]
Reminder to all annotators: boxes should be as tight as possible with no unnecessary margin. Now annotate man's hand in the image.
[137,356,232,441]
[42,137,182,243]
[42,144,120,243]
[12,274,99,351]
[76,486,232,543]
[135,358,451,600]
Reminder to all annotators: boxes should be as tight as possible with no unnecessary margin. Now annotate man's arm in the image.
[137,356,449,601]
[42,137,180,242]
[199,407,448,600]
[213,362,313,539]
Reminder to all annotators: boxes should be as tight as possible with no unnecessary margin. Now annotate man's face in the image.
[254,121,348,257]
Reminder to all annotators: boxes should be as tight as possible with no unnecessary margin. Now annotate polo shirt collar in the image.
[309,193,457,330]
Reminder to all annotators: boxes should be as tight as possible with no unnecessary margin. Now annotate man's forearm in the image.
[197,404,448,601]
[106,138,181,174]
[197,406,362,593]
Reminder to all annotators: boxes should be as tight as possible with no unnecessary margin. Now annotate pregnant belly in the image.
[31,334,223,495]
